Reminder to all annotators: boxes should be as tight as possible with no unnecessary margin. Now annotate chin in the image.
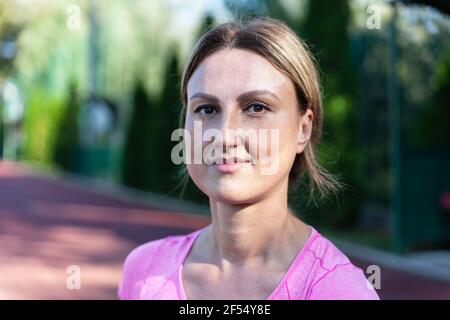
[202,179,260,204]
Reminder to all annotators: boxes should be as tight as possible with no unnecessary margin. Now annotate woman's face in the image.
[185,48,313,204]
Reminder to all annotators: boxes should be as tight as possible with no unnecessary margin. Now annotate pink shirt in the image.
[118,225,380,300]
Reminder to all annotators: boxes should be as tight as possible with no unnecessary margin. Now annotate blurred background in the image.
[0,0,449,299]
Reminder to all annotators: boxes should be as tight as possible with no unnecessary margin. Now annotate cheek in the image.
[278,126,299,163]
[253,122,298,177]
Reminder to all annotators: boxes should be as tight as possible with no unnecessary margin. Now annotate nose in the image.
[220,127,239,153]
[212,107,240,152]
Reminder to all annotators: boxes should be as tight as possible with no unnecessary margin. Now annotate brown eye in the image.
[244,103,269,114]
[194,105,218,116]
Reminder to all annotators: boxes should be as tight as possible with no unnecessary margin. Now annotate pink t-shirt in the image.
[118,225,380,300]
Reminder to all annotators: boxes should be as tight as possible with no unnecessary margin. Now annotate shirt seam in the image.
[305,262,353,299]
[275,229,321,299]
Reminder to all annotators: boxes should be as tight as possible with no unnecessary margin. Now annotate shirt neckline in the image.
[177,224,319,300]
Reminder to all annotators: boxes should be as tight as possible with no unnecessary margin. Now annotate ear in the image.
[296,109,313,154]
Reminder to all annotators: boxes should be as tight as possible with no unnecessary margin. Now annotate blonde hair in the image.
[177,16,343,205]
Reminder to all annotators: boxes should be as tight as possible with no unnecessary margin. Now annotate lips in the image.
[212,157,252,173]
[212,157,251,165]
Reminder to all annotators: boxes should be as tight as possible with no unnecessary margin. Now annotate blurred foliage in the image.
[411,46,450,147]
[151,47,183,194]
[121,81,156,190]
[303,0,357,95]
[0,101,3,157]
[121,47,183,194]
[53,82,81,172]
[20,89,62,165]
[286,0,364,228]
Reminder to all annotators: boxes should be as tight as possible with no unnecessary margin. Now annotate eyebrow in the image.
[189,90,280,104]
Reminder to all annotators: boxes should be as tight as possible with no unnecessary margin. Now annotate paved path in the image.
[0,161,449,299]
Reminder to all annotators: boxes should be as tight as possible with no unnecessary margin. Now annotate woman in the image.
[118,16,379,300]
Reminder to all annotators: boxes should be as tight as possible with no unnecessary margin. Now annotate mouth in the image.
[212,157,252,173]
[212,157,252,165]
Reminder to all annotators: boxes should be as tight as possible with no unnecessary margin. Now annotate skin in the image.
[183,48,314,299]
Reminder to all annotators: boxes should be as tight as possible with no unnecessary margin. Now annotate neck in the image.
[207,178,304,264]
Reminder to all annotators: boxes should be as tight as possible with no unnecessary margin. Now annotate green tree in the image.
[150,47,183,194]
[53,82,80,172]
[297,0,363,228]
[121,82,156,190]
[413,48,450,147]
[20,90,62,166]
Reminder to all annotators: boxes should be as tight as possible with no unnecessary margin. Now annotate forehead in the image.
[187,48,293,100]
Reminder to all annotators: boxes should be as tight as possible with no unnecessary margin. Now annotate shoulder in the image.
[302,227,380,300]
[117,229,201,300]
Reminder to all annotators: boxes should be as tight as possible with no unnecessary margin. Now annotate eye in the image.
[244,102,270,114]
[194,104,218,116]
